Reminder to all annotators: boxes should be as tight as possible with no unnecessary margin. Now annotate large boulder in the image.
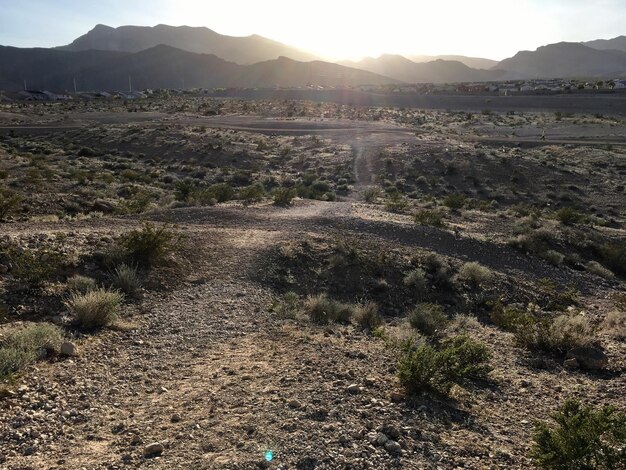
[566,346,608,370]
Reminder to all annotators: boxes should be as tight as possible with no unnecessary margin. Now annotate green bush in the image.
[443,194,466,210]
[397,335,491,396]
[270,292,300,319]
[515,314,594,355]
[67,288,122,330]
[414,209,445,227]
[403,268,429,297]
[273,187,296,206]
[532,400,626,469]
[363,188,380,203]
[385,192,409,213]
[0,189,23,221]
[120,223,180,268]
[408,303,448,336]
[0,323,63,377]
[207,183,235,203]
[598,243,626,277]
[555,207,584,225]
[238,183,265,203]
[4,245,64,287]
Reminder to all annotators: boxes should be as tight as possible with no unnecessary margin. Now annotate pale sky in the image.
[0,0,624,60]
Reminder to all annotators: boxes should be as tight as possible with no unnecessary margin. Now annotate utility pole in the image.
[73,77,77,93]
[23,79,27,91]
[129,75,132,93]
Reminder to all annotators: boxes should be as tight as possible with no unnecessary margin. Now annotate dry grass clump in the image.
[67,275,97,294]
[515,314,594,355]
[66,288,123,330]
[601,311,626,340]
[354,302,381,331]
[408,303,448,336]
[585,261,614,280]
[112,263,141,296]
[304,294,354,325]
[457,262,493,287]
[0,323,63,377]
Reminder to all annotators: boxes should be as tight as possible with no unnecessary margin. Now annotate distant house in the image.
[19,90,49,101]
[612,80,626,89]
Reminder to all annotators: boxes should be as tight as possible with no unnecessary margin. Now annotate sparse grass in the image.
[457,262,493,287]
[403,268,428,296]
[555,207,584,225]
[66,288,122,330]
[3,245,64,288]
[443,194,466,210]
[384,192,409,213]
[363,188,380,203]
[414,209,445,227]
[270,291,300,319]
[354,302,381,331]
[602,311,626,340]
[0,323,63,377]
[586,261,614,279]
[67,275,97,294]
[121,223,180,268]
[532,399,626,469]
[397,335,491,396]
[408,303,448,336]
[515,313,594,355]
[112,264,141,296]
[303,294,355,325]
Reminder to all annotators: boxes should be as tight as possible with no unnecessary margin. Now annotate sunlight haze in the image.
[1,0,625,60]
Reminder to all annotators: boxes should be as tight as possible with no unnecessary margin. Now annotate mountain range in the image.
[1,25,626,91]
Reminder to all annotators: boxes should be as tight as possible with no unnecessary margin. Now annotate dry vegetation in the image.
[0,96,624,468]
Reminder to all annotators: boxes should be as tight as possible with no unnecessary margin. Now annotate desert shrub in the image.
[0,189,23,221]
[532,399,626,469]
[112,264,140,296]
[120,223,179,268]
[270,291,300,319]
[414,209,445,227]
[601,311,626,340]
[272,187,296,206]
[397,335,491,396]
[354,302,381,331]
[544,250,565,266]
[457,262,493,287]
[555,207,584,225]
[363,188,380,203]
[422,252,455,288]
[207,183,235,203]
[409,303,448,336]
[597,243,626,277]
[304,294,354,325]
[174,179,197,202]
[67,288,122,330]
[586,261,614,279]
[490,302,534,331]
[385,192,409,213]
[238,183,265,203]
[403,268,428,297]
[443,194,466,210]
[0,323,63,377]
[515,314,594,355]
[67,275,97,294]
[4,245,64,287]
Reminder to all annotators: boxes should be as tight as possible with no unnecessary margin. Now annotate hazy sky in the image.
[0,0,624,60]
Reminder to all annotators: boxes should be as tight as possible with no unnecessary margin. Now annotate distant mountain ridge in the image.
[584,35,626,52]
[57,24,320,64]
[495,42,626,78]
[408,55,498,70]
[0,44,399,91]
[341,54,505,84]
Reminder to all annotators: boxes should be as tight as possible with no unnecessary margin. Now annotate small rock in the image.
[364,377,376,386]
[375,433,388,446]
[60,341,78,357]
[347,384,360,394]
[143,442,164,456]
[170,414,181,423]
[288,399,302,409]
[0,264,9,274]
[130,435,141,445]
[384,440,402,454]
[389,391,404,403]
[566,346,608,370]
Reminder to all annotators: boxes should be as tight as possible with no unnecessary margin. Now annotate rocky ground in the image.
[0,98,625,469]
